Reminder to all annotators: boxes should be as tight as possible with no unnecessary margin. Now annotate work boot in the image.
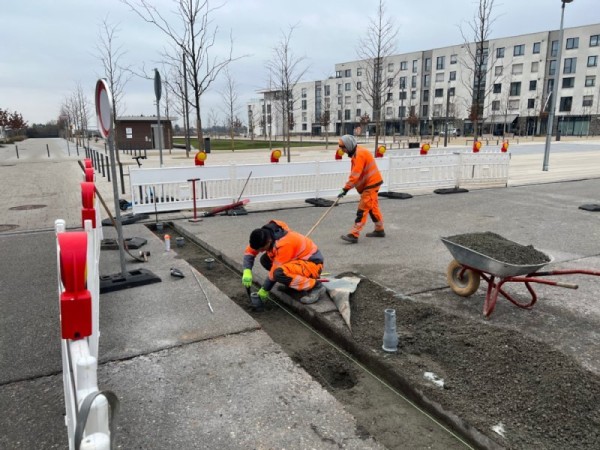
[300,282,326,304]
[366,230,385,238]
[340,234,358,243]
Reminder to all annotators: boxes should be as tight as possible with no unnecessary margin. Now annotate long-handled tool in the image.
[191,267,214,313]
[306,197,340,238]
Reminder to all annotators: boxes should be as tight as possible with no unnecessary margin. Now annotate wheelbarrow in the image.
[441,237,600,318]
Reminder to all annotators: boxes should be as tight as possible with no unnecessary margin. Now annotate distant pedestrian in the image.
[337,135,385,243]
[242,219,326,304]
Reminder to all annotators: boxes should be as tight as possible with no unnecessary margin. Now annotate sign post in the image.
[154,69,163,167]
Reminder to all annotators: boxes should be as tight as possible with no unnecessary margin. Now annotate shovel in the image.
[306,197,340,238]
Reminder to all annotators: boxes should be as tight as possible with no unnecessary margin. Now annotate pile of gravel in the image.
[445,232,550,265]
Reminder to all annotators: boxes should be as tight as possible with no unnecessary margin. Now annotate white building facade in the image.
[248,23,600,138]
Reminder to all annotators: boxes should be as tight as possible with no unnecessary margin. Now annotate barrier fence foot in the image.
[434,187,469,195]
[99,269,161,294]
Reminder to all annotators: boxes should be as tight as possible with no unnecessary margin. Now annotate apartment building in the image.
[248,22,600,138]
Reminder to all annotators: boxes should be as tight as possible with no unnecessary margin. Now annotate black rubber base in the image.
[579,204,600,211]
[101,237,148,250]
[102,213,150,227]
[222,206,248,216]
[305,198,335,207]
[99,268,161,294]
[434,187,469,195]
[379,192,413,199]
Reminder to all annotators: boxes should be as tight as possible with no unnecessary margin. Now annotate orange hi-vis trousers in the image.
[260,254,322,292]
[349,188,384,237]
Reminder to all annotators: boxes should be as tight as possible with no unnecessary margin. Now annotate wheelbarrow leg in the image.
[483,276,502,319]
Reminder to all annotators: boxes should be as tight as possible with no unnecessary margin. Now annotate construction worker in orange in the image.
[242,220,326,305]
[337,134,385,243]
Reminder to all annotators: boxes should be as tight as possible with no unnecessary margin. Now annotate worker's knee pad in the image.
[354,209,365,224]
[273,267,292,285]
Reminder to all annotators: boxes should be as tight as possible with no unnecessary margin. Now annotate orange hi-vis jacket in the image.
[243,220,323,291]
[344,145,383,193]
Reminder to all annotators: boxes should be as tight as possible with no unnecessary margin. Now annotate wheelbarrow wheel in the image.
[446,259,480,297]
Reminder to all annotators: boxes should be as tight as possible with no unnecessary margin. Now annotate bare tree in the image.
[267,25,308,162]
[220,67,240,151]
[97,17,133,160]
[122,0,244,152]
[459,0,498,139]
[355,0,400,153]
[320,98,332,149]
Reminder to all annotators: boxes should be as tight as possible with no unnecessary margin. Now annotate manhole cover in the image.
[0,224,19,232]
[9,204,47,211]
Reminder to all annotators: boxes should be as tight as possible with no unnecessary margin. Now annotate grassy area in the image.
[173,137,325,151]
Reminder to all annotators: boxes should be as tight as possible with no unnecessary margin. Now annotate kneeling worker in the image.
[242,219,326,304]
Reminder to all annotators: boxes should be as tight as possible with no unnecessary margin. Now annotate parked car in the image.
[439,128,460,137]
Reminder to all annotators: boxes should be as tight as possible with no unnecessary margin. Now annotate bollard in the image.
[382,308,399,352]
[188,178,202,223]
[105,156,111,182]
[15,144,19,159]
[47,143,51,158]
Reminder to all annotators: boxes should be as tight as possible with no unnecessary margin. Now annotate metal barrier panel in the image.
[386,154,458,190]
[459,152,510,187]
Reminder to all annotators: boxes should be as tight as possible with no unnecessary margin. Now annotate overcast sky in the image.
[2,0,599,127]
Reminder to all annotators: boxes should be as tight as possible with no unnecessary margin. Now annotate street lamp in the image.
[444,81,452,147]
[542,0,573,171]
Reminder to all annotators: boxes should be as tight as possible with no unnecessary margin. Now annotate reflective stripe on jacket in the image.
[344,145,383,193]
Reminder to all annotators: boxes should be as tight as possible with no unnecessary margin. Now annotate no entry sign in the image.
[95,79,113,138]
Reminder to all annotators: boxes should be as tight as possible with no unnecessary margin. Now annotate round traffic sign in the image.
[95,79,113,138]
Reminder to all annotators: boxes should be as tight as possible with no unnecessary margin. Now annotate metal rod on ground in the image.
[236,171,253,203]
[306,197,340,238]
[153,187,159,225]
[188,178,202,222]
[191,268,214,313]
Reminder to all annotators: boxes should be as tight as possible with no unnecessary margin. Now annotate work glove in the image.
[242,269,253,288]
[337,188,348,199]
[257,287,270,302]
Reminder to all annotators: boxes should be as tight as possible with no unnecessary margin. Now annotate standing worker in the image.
[242,219,326,304]
[337,134,385,243]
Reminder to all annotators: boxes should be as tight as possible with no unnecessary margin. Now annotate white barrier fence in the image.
[55,161,117,450]
[128,152,510,215]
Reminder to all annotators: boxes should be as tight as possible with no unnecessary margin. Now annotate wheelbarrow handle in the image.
[555,281,578,289]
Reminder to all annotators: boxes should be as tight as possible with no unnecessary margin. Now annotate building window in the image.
[512,63,523,75]
[495,66,503,76]
[435,88,444,98]
[422,90,429,101]
[562,77,575,88]
[450,54,457,64]
[335,71,342,78]
[422,105,428,117]
[423,74,430,87]
[302,124,307,131]
[399,76,406,89]
[386,106,393,116]
[301,88,307,98]
[493,83,502,94]
[345,109,351,120]
[337,96,342,105]
[449,87,455,96]
[513,44,525,56]
[324,85,330,96]
[345,82,351,91]
[509,100,519,110]
[344,69,351,77]
[551,40,558,57]
[356,81,362,90]
[412,60,418,73]
[496,47,505,58]
[509,82,521,96]
[585,75,596,87]
[337,84,342,94]
[590,35,600,47]
[337,110,342,120]
[436,56,445,70]
[433,104,442,116]
[492,100,500,111]
[529,80,537,91]
[399,91,407,100]
[424,58,431,71]
[411,90,416,100]
[387,78,393,87]
[527,98,535,109]
[301,100,307,110]
[533,42,541,54]
[449,71,456,81]
[582,95,594,107]
[387,92,393,101]
[399,106,406,117]
[388,63,394,72]
[559,96,573,112]
[531,61,539,73]
[357,68,363,76]
[435,72,444,82]
[357,95,362,103]
[566,37,579,49]
[564,57,577,74]
[345,96,351,104]
[400,61,407,70]
[549,60,557,76]
[411,75,417,88]
[302,112,307,122]
[588,55,598,67]
[356,108,361,117]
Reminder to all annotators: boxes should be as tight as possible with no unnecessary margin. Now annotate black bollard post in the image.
[15,145,19,159]
[100,153,106,177]
[119,162,125,195]
[46,144,50,158]
[106,155,111,182]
